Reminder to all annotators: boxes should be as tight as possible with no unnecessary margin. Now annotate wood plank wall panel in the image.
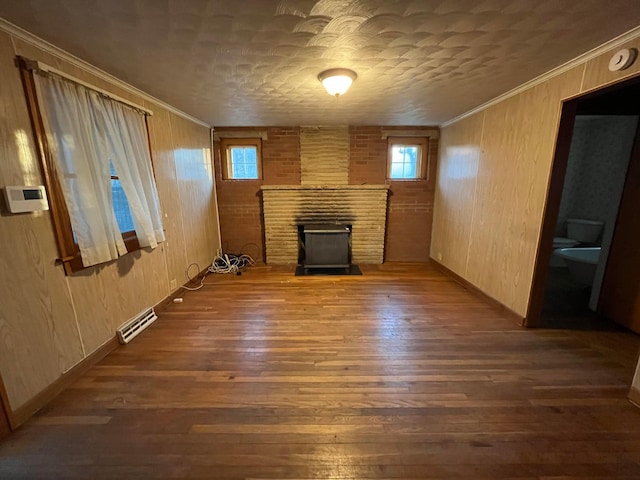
[300,126,349,185]
[0,31,84,410]
[434,35,640,316]
[171,113,219,270]
[430,112,483,276]
[69,116,218,355]
[11,37,67,72]
[145,104,187,291]
[262,187,389,264]
[67,249,168,351]
[0,31,218,415]
[465,68,583,315]
[12,37,139,105]
[582,38,640,93]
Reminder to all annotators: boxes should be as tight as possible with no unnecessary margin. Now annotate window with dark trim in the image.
[220,138,262,180]
[18,57,161,274]
[387,136,429,180]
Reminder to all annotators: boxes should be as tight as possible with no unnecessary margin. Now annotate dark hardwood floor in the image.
[1,263,640,479]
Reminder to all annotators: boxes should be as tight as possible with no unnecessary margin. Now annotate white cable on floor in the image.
[181,262,207,291]
[208,250,255,274]
[180,251,255,292]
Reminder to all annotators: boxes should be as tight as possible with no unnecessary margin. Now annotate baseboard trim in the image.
[6,267,205,430]
[9,336,119,429]
[430,258,524,325]
[154,265,211,313]
[629,387,640,408]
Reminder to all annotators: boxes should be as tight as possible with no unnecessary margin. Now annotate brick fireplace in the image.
[214,125,437,263]
[261,185,389,264]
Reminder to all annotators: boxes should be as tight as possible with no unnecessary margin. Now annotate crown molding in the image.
[440,25,640,128]
[0,17,211,128]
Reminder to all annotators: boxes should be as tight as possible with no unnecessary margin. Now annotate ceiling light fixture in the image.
[318,68,357,97]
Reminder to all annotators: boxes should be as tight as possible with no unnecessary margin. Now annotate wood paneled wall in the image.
[431,113,483,274]
[0,30,219,417]
[432,35,640,317]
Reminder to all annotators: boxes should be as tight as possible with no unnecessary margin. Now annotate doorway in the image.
[527,76,640,330]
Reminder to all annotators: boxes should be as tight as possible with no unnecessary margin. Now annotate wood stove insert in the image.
[301,224,351,269]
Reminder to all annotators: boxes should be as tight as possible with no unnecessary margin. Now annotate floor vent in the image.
[116,307,157,344]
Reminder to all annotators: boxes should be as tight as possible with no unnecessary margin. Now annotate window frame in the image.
[18,57,145,274]
[386,136,429,181]
[220,138,262,180]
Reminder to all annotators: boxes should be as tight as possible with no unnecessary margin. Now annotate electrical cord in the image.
[208,249,255,274]
[181,262,207,291]
[239,243,261,261]
[180,250,255,291]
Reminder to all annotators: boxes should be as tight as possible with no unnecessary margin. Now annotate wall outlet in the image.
[170,278,177,291]
[437,252,442,261]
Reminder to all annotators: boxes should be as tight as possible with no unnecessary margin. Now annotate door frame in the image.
[597,116,640,329]
[525,75,640,327]
[0,373,12,439]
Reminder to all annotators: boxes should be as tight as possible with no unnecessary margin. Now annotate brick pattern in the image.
[349,126,388,185]
[214,127,301,261]
[261,186,389,264]
[263,127,300,185]
[215,125,439,263]
[300,126,349,185]
[349,126,439,262]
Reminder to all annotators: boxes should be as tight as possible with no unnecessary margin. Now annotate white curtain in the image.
[34,73,164,267]
[94,97,165,249]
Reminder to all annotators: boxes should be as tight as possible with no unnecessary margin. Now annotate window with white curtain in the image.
[19,57,164,274]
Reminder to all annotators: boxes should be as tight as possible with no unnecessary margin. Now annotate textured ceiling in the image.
[1,1,640,126]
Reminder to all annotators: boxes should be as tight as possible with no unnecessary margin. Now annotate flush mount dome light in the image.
[318,68,357,97]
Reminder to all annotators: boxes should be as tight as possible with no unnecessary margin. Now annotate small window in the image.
[221,138,262,180]
[387,137,428,180]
